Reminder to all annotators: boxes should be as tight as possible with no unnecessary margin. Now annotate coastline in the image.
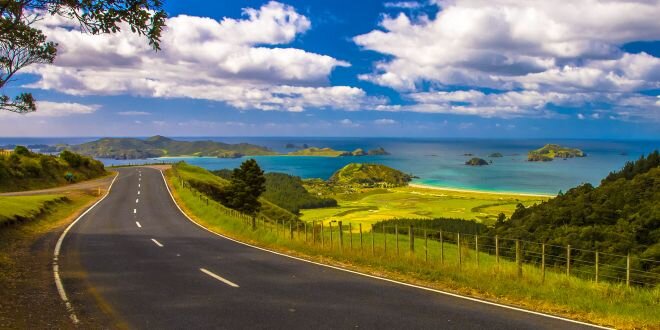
[408,183,554,198]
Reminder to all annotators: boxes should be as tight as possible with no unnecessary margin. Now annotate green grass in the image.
[287,147,347,157]
[0,195,67,226]
[166,169,660,329]
[301,186,546,227]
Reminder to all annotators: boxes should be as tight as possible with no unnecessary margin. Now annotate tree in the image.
[223,159,266,218]
[0,0,166,113]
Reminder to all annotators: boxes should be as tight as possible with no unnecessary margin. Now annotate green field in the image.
[301,185,548,227]
[166,168,659,329]
[0,195,67,226]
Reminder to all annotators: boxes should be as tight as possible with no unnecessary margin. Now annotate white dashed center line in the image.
[200,268,239,288]
[136,221,142,228]
[138,190,140,195]
[136,198,139,204]
[138,183,141,188]
[133,208,137,214]
[151,239,163,247]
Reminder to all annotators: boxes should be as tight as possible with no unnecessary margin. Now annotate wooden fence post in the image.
[383,225,387,255]
[495,235,499,266]
[626,252,631,287]
[371,225,375,256]
[567,244,571,277]
[329,222,333,249]
[595,251,599,284]
[457,233,461,268]
[541,243,546,283]
[359,224,363,255]
[349,223,353,251]
[289,222,293,240]
[321,222,324,248]
[409,225,414,256]
[395,225,399,257]
[516,239,522,278]
[424,229,428,262]
[338,221,344,253]
[475,235,479,267]
[304,222,308,243]
[440,230,444,265]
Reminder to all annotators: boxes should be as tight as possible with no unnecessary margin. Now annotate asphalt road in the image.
[59,167,598,329]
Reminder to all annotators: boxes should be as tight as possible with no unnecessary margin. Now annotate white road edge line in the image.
[54,172,119,325]
[136,221,142,228]
[159,170,610,330]
[200,268,239,288]
[151,238,164,247]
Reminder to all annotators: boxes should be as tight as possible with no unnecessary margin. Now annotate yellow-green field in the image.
[301,185,549,227]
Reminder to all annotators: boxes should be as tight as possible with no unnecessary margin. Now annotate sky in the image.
[1,0,659,138]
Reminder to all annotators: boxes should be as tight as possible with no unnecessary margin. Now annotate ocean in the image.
[2,137,658,195]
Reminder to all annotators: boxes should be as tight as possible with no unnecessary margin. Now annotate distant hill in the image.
[329,163,412,187]
[287,146,390,157]
[494,150,659,275]
[0,147,106,192]
[68,136,277,159]
[528,144,585,161]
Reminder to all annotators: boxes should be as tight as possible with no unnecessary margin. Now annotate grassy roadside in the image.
[165,168,660,330]
[0,187,108,328]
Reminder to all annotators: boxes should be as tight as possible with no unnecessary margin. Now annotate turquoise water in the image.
[4,137,658,195]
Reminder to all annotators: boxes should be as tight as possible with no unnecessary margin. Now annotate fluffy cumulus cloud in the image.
[355,0,660,120]
[25,1,379,111]
[0,101,99,118]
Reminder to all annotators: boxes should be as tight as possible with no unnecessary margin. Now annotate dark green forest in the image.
[262,173,337,214]
[493,151,659,275]
[0,147,106,192]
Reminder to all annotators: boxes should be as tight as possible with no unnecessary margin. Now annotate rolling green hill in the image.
[329,163,412,187]
[528,144,585,161]
[69,136,277,159]
[287,146,390,157]
[0,147,106,192]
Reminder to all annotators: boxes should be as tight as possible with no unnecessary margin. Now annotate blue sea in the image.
[2,137,658,195]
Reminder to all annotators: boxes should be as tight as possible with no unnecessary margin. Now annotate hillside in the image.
[0,147,106,192]
[493,151,659,274]
[287,146,390,157]
[69,136,277,159]
[262,173,337,214]
[329,163,412,187]
[528,144,586,161]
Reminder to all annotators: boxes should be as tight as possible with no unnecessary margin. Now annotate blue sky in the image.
[1,0,659,138]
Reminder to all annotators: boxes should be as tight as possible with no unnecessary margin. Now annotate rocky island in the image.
[489,152,503,158]
[528,144,586,162]
[287,146,390,157]
[465,157,489,166]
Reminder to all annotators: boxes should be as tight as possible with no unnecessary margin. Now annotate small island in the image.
[329,163,412,187]
[528,144,586,162]
[288,146,390,157]
[465,157,489,166]
[489,152,503,158]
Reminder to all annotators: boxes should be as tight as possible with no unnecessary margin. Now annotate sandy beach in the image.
[408,183,554,198]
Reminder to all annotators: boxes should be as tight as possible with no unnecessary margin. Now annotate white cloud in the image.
[577,113,586,120]
[0,101,99,117]
[354,0,660,119]
[118,111,150,116]
[374,118,398,125]
[339,118,361,127]
[24,2,379,111]
[384,1,424,9]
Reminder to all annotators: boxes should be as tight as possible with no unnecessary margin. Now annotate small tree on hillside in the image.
[223,159,265,229]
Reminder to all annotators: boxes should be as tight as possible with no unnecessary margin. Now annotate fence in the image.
[175,175,660,288]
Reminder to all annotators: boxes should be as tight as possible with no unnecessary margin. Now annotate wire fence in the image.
[175,175,660,288]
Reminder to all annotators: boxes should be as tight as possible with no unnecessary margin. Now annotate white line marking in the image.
[136,198,139,204]
[151,239,163,247]
[200,268,239,287]
[139,177,141,181]
[54,172,119,325]
[139,183,141,188]
[136,221,142,228]
[133,208,137,214]
[159,170,609,330]
[138,190,140,195]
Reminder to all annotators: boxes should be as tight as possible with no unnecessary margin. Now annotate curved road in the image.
[59,167,598,329]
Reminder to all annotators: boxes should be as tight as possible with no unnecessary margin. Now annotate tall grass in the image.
[166,169,660,329]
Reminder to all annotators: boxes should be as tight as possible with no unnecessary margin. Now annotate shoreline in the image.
[408,183,554,198]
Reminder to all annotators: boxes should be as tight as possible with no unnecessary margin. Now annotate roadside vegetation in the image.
[0,147,106,192]
[166,160,660,329]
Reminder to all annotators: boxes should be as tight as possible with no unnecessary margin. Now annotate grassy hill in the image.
[287,146,390,157]
[528,144,585,161]
[0,147,106,192]
[262,173,337,214]
[494,150,659,275]
[69,135,277,159]
[329,163,412,187]
[173,162,298,223]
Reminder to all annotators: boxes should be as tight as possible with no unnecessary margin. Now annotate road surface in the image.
[58,167,599,329]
